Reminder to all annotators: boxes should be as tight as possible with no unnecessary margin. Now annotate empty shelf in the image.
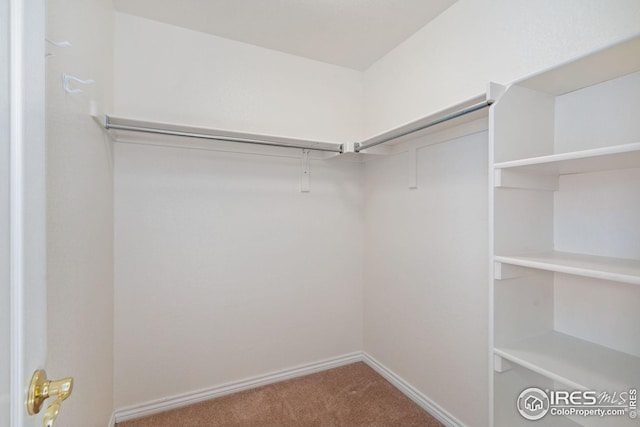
[495,331,640,392]
[494,369,583,427]
[494,142,640,175]
[495,251,640,285]
[101,115,344,153]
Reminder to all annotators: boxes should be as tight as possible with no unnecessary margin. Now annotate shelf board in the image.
[494,369,583,427]
[356,93,489,149]
[495,252,640,286]
[100,115,343,153]
[516,35,640,96]
[494,142,640,175]
[495,331,640,392]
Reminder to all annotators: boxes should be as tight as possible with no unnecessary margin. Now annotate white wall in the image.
[114,144,363,407]
[363,130,489,427]
[113,13,365,409]
[114,12,363,143]
[46,0,114,425]
[363,0,640,137]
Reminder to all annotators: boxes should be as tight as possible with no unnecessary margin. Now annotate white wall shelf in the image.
[102,91,497,160]
[493,142,640,176]
[356,93,490,151]
[495,252,640,286]
[517,35,640,97]
[494,369,583,427]
[495,331,640,392]
[100,115,344,154]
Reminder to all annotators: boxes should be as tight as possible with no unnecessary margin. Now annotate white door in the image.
[1,0,12,414]
[2,0,49,426]
[1,0,12,412]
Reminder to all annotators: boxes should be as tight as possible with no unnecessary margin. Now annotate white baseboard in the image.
[361,352,465,427]
[107,411,116,427]
[115,351,464,426]
[114,352,363,423]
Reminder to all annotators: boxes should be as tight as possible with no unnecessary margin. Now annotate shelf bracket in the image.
[494,169,558,191]
[494,354,513,373]
[300,149,310,193]
[408,148,417,189]
[494,262,533,280]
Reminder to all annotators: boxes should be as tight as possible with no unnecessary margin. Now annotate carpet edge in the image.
[114,352,363,423]
[115,352,467,427]
[361,352,467,427]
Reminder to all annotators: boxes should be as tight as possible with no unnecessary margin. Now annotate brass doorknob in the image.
[27,370,73,426]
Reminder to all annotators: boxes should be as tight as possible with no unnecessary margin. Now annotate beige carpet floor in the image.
[117,362,444,427]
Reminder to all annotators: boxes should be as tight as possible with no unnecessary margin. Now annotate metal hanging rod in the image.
[103,116,344,154]
[354,99,493,153]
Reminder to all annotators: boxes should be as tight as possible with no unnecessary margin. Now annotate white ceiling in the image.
[113,0,457,71]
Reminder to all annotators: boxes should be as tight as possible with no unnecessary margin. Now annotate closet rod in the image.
[103,116,344,154]
[354,99,493,152]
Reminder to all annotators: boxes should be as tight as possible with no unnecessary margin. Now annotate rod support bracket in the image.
[300,149,310,192]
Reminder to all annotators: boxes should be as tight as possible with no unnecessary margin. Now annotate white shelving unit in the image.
[490,36,640,427]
